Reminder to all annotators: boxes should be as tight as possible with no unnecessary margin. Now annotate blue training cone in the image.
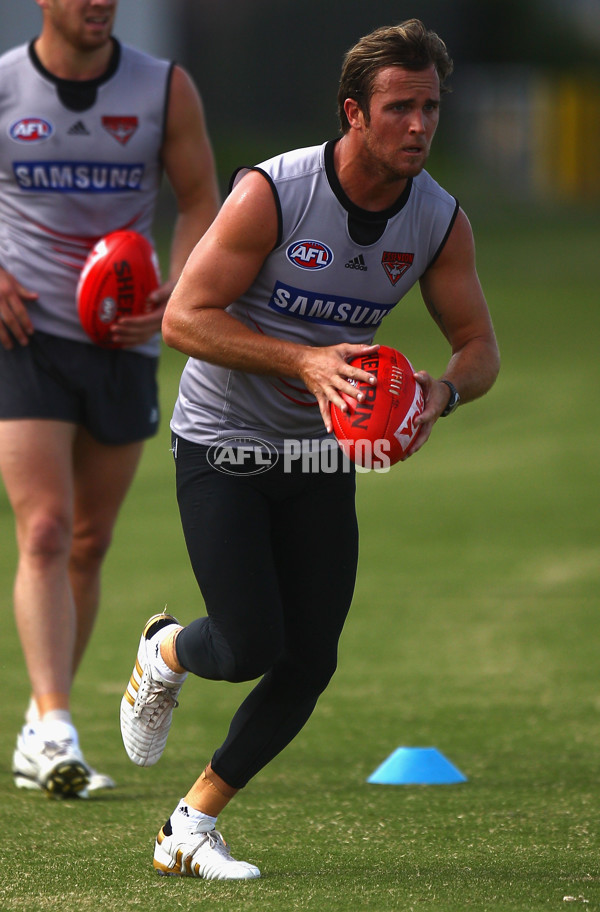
[367,747,467,785]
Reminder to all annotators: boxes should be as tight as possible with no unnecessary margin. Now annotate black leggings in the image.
[172,435,359,789]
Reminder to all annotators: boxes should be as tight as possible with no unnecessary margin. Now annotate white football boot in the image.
[13,740,114,797]
[120,612,187,766]
[15,701,116,796]
[85,768,116,793]
[153,807,260,880]
[12,721,90,799]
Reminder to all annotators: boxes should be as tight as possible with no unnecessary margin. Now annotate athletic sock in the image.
[27,702,75,729]
[147,626,187,685]
[172,798,217,833]
[25,697,40,724]
[41,709,73,727]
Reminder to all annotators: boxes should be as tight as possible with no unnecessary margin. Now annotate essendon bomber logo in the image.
[381,251,414,286]
[102,116,138,146]
[287,239,334,270]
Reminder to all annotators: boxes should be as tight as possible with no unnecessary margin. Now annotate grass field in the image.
[0,207,599,911]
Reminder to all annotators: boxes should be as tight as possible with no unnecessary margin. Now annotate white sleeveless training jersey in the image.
[0,40,171,356]
[171,139,459,447]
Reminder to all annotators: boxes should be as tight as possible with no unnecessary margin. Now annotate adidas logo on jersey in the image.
[345,254,367,271]
[67,121,90,136]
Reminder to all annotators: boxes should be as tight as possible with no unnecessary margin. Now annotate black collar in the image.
[28,37,121,111]
[324,138,413,221]
[324,139,413,245]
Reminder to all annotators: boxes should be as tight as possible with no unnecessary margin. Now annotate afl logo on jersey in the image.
[9,118,53,143]
[286,239,334,270]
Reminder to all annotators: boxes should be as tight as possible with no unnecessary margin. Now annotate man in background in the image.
[0,0,220,798]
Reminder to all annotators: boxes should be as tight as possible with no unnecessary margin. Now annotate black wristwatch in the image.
[440,380,460,417]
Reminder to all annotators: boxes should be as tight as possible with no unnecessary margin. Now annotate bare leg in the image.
[68,426,144,677]
[0,420,78,710]
[0,419,143,711]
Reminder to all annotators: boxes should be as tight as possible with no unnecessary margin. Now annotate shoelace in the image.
[203,830,231,857]
[134,670,180,722]
[181,829,233,864]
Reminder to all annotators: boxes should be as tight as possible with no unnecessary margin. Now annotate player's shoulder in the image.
[0,42,29,73]
[257,141,326,185]
[116,41,172,76]
[230,142,326,230]
[412,168,457,211]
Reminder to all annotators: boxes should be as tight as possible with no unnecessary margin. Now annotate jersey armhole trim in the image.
[159,62,176,168]
[162,62,175,147]
[229,166,283,251]
[427,197,459,269]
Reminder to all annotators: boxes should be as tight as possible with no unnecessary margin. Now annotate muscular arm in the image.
[113,65,221,346]
[409,207,500,453]
[160,65,221,283]
[162,170,379,432]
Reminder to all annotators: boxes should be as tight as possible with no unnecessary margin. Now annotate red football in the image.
[77,230,161,348]
[331,345,425,469]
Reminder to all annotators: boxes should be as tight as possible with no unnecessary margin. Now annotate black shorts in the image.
[0,330,159,444]
[172,433,359,679]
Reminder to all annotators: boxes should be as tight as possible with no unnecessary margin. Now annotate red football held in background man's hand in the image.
[331,345,424,469]
[77,230,160,348]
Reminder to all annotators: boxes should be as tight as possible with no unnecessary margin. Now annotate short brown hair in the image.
[337,19,453,133]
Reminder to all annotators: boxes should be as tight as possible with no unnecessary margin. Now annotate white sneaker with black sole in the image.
[12,722,90,799]
[16,701,116,796]
[120,612,187,766]
[153,815,260,880]
[13,739,115,797]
